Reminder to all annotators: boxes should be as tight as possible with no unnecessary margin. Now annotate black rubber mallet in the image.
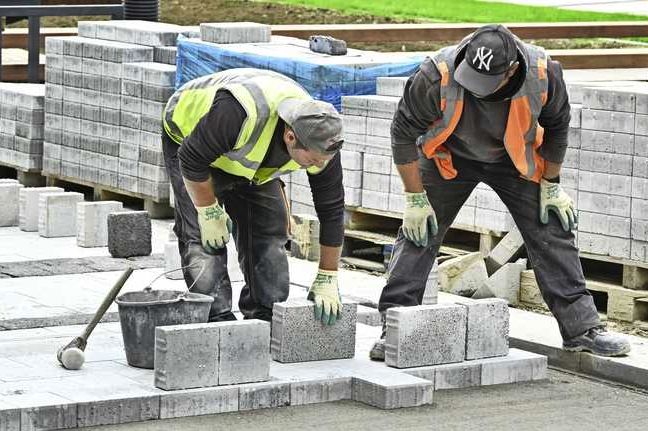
[57,267,134,370]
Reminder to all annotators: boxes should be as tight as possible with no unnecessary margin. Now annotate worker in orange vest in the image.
[370,24,630,360]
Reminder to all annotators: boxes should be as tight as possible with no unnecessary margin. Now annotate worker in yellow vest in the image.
[162,68,345,325]
[370,25,630,359]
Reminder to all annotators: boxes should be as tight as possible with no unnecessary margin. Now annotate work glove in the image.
[307,269,343,325]
[402,191,438,247]
[539,178,577,232]
[196,201,233,254]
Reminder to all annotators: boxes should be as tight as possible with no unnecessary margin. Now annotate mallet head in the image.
[58,347,85,370]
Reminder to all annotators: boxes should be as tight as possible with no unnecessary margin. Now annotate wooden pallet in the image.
[45,173,173,219]
[0,164,46,186]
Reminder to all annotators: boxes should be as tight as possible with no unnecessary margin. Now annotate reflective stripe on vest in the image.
[162,68,323,184]
[420,41,549,183]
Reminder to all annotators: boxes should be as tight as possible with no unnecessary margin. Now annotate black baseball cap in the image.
[454,24,519,98]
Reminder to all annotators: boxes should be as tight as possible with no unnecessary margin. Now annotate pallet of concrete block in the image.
[0,83,45,172]
[577,82,648,262]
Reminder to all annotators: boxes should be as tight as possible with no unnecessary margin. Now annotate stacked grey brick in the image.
[42,21,189,202]
[0,83,45,172]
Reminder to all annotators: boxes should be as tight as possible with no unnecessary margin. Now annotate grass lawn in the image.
[259,0,645,22]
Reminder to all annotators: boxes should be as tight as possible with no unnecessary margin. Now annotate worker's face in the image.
[471,61,520,98]
[283,127,335,169]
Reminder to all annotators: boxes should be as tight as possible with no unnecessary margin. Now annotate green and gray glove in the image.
[539,178,577,231]
[307,269,343,325]
[196,201,233,254]
[403,191,438,247]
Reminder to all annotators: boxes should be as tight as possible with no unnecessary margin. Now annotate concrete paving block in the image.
[159,386,238,419]
[344,186,361,206]
[107,211,152,258]
[45,83,63,100]
[0,183,24,227]
[361,189,389,211]
[484,260,526,306]
[18,186,64,231]
[63,87,82,104]
[0,403,20,431]
[100,40,154,63]
[140,63,176,87]
[633,177,648,200]
[38,192,83,237]
[46,66,63,84]
[632,198,648,220]
[480,348,548,385]
[438,252,488,297]
[635,156,648,178]
[363,153,392,173]
[216,320,270,385]
[581,108,635,134]
[362,172,390,192]
[366,117,392,138]
[637,135,648,157]
[569,103,581,128]
[632,219,648,241]
[341,114,366,135]
[154,46,178,65]
[271,299,357,363]
[434,362,483,390]
[238,381,290,411]
[351,376,433,409]
[388,193,405,213]
[637,114,648,136]
[19,396,77,431]
[141,100,165,118]
[341,149,363,171]
[377,76,408,97]
[154,323,220,391]
[582,87,637,113]
[140,147,165,166]
[485,228,525,274]
[77,21,97,38]
[461,298,509,360]
[580,129,634,155]
[290,378,352,406]
[63,55,82,73]
[45,36,65,54]
[77,201,124,247]
[121,79,142,98]
[75,396,159,428]
[384,304,466,368]
[200,22,271,44]
[138,163,168,182]
[631,239,648,262]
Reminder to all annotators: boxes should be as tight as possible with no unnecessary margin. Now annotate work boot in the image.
[563,326,631,357]
[369,313,387,361]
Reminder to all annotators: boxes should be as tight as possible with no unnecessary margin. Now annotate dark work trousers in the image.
[162,131,290,322]
[379,153,601,340]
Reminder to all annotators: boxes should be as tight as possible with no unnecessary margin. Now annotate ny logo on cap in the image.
[472,46,494,71]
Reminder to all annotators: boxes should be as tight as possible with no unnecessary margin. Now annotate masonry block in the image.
[581,108,635,134]
[376,76,408,97]
[155,323,220,391]
[361,189,389,211]
[238,381,290,410]
[485,228,525,274]
[77,201,124,247]
[438,252,488,297]
[582,87,637,113]
[480,349,548,385]
[341,115,366,135]
[217,320,270,385]
[291,378,352,406]
[351,376,433,409]
[107,210,152,257]
[363,153,392,173]
[460,298,509,360]
[200,22,271,44]
[159,386,238,419]
[384,304,467,368]
[0,183,23,226]
[271,299,357,363]
[19,186,64,231]
[38,192,83,237]
[362,172,390,192]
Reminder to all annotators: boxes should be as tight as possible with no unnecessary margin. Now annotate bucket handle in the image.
[142,260,207,301]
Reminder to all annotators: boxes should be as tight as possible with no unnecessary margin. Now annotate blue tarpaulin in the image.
[175,37,424,111]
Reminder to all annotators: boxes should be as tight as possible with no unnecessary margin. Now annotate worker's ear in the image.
[508,61,519,78]
[284,125,297,147]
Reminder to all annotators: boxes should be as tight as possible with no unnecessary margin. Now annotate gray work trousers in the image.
[379,153,601,340]
[162,131,290,322]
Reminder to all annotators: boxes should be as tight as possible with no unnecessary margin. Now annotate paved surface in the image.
[82,368,648,431]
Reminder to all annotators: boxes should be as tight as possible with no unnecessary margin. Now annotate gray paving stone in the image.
[351,376,433,409]
[438,252,488,297]
[582,86,637,112]
[0,402,20,431]
[159,387,238,419]
[238,381,290,411]
[18,186,64,232]
[155,323,220,391]
[200,22,271,44]
[460,298,509,360]
[107,210,152,258]
[77,201,124,247]
[290,378,351,406]
[0,183,24,227]
[385,304,467,368]
[140,63,176,87]
[76,396,159,428]
[271,299,357,363]
[376,76,408,97]
[216,319,270,385]
[581,108,635,134]
[480,348,548,385]
[485,227,525,273]
[37,192,83,238]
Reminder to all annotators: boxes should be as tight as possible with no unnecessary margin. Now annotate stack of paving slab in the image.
[42,20,195,202]
[339,76,515,232]
[0,83,45,172]
[567,81,648,262]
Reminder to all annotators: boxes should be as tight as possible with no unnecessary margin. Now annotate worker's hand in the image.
[539,178,577,231]
[307,269,343,325]
[402,191,438,247]
[196,201,232,254]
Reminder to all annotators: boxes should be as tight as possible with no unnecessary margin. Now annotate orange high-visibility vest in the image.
[419,40,549,183]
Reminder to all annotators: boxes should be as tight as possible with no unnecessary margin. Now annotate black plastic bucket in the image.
[124,0,160,21]
[115,289,213,369]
